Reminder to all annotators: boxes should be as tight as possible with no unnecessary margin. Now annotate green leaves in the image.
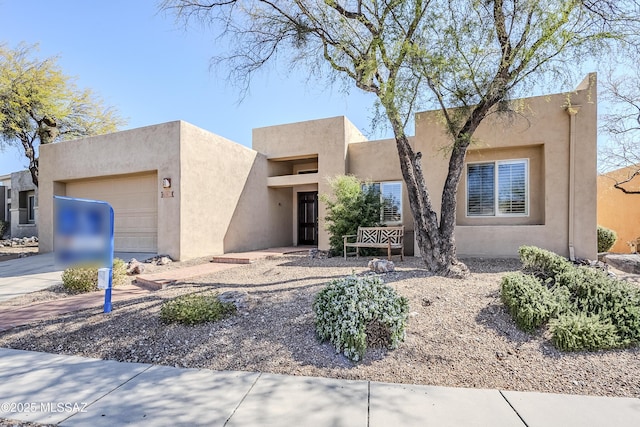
[160,293,237,325]
[61,258,127,294]
[0,43,125,186]
[501,245,640,351]
[313,274,409,362]
[597,225,617,253]
[320,175,384,256]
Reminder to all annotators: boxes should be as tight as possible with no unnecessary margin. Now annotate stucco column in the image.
[566,105,581,260]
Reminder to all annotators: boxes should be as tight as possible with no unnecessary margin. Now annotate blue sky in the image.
[0,0,379,175]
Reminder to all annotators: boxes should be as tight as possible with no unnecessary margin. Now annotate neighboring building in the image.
[0,174,10,237]
[8,170,38,239]
[597,164,640,253]
[38,74,597,261]
[0,171,39,239]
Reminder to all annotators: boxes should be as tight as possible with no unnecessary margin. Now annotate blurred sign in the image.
[54,196,114,268]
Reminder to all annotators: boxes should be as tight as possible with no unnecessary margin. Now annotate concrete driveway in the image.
[0,253,62,302]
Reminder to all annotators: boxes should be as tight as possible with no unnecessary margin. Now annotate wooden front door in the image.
[298,192,318,245]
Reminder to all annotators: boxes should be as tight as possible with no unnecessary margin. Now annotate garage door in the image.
[65,173,158,252]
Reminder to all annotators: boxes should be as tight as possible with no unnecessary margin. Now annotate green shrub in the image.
[160,292,236,325]
[556,267,640,345]
[550,313,621,351]
[597,225,617,253]
[320,175,384,256]
[313,275,409,362]
[504,246,640,351]
[518,245,572,280]
[0,220,8,238]
[500,273,559,331]
[61,258,127,294]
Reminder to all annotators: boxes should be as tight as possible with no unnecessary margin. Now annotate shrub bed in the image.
[62,258,127,293]
[502,246,640,351]
[313,274,409,362]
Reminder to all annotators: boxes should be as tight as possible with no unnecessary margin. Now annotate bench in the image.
[343,226,405,261]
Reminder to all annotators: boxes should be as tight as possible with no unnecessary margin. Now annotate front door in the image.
[298,192,318,245]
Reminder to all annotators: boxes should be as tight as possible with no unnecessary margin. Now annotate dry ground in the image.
[0,254,639,399]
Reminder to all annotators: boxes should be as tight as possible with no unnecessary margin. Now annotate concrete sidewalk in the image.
[0,349,638,426]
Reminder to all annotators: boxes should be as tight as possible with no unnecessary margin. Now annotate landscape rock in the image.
[156,256,173,266]
[127,258,145,275]
[309,249,330,259]
[368,258,395,273]
[218,290,250,311]
[602,254,640,275]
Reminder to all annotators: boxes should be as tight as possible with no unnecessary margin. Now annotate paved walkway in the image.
[0,285,150,332]
[0,348,638,426]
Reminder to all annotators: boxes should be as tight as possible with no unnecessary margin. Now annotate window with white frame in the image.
[27,194,35,223]
[367,181,402,224]
[467,160,528,217]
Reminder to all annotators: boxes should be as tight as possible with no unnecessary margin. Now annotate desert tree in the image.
[162,0,640,277]
[0,43,125,186]
[599,57,640,194]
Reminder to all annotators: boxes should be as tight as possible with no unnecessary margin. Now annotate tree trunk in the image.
[387,115,469,278]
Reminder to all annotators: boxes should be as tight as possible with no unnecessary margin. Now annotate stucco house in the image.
[597,164,640,253]
[0,170,38,239]
[38,74,597,261]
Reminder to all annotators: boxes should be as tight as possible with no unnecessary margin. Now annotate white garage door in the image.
[65,173,158,252]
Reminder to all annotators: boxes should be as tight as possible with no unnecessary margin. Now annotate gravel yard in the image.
[0,254,639,399]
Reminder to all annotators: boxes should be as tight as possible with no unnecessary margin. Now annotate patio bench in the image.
[343,226,404,261]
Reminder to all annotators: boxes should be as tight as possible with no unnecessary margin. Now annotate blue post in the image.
[104,205,114,314]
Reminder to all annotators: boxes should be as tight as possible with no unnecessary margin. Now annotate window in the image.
[367,181,403,224]
[27,194,35,223]
[7,189,10,199]
[467,160,528,217]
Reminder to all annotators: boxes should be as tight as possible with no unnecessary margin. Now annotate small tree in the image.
[321,175,383,256]
[0,43,125,186]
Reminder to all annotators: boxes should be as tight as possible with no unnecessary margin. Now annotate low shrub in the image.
[556,267,640,346]
[500,273,559,331]
[597,225,617,253]
[550,313,621,351]
[313,274,409,362]
[518,245,572,281]
[504,246,640,351]
[160,292,236,325]
[0,220,8,238]
[61,258,127,294]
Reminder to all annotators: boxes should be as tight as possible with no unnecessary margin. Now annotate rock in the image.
[156,256,173,266]
[602,254,640,274]
[368,258,395,273]
[309,249,330,259]
[127,258,145,275]
[218,290,250,311]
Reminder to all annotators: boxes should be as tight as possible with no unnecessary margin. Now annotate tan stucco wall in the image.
[347,137,415,240]
[597,165,640,253]
[224,161,294,253]
[178,122,265,258]
[253,116,367,249]
[413,74,598,258]
[39,121,293,260]
[39,121,182,258]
